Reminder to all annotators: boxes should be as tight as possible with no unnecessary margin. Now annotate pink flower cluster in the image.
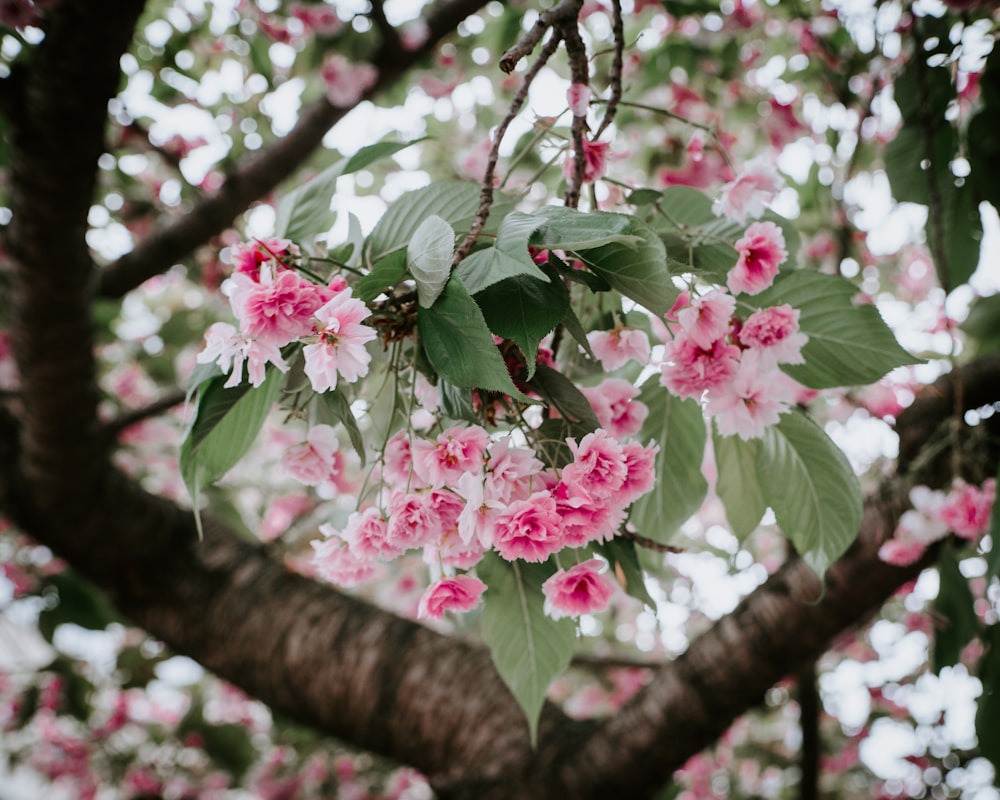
[878,479,996,566]
[321,53,378,108]
[198,240,377,391]
[713,155,784,223]
[310,423,659,619]
[659,287,807,440]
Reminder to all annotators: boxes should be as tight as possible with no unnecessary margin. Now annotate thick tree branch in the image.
[96,0,490,300]
[0,357,994,800]
[4,0,146,523]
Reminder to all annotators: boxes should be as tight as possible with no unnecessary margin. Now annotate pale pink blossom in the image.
[542,559,616,619]
[311,534,377,586]
[706,351,791,439]
[581,379,649,439]
[417,575,487,619]
[567,83,591,116]
[456,471,503,548]
[290,3,342,36]
[281,424,341,486]
[587,326,651,370]
[303,289,377,393]
[615,440,660,505]
[321,54,378,107]
[260,494,312,541]
[342,506,399,560]
[728,221,787,296]
[230,238,298,280]
[386,490,440,550]
[563,429,628,502]
[737,304,807,364]
[493,491,564,562]
[197,321,289,388]
[230,268,326,347]
[484,436,543,503]
[563,138,610,183]
[713,155,784,222]
[411,424,489,487]
[877,538,928,567]
[660,336,740,399]
[859,381,906,419]
[939,479,995,540]
[550,479,616,547]
[674,290,736,349]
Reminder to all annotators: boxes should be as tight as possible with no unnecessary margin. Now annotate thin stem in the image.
[594,0,623,139]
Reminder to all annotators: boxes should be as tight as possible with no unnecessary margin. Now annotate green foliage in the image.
[743,271,921,389]
[407,214,455,308]
[475,270,569,378]
[932,542,980,672]
[356,249,407,303]
[596,539,656,608]
[455,211,553,295]
[313,388,366,465]
[976,623,1000,786]
[526,364,601,431]
[178,701,257,781]
[37,571,123,642]
[417,275,530,400]
[180,369,284,508]
[275,138,423,241]
[714,411,862,574]
[629,382,708,544]
[479,554,577,744]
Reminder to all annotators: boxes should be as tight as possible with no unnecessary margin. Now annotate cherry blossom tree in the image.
[0,1,999,798]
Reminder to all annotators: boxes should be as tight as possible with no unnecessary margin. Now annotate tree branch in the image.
[96,0,490,300]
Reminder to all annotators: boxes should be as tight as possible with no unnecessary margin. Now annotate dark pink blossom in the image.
[417,575,487,619]
[728,221,787,296]
[542,559,616,619]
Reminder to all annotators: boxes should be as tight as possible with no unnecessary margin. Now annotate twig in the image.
[453,32,563,265]
[560,17,590,209]
[620,529,685,554]
[498,0,582,73]
[594,0,623,139]
[103,389,187,438]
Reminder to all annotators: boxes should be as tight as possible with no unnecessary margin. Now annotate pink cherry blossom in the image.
[493,491,564,562]
[674,289,736,349]
[737,304,808,364]
[281,424,341,486]
[550,479,616,547]
[587,326,651,370]
[260,494,312,541]
[728,221,787,296]
[563,429,629,503]
[456,471,503,548]
[713,155,784,222]
[706,351,792,439]
[382,430,419,487]
[411,424,489,487]
[542,559,616,619]
[321,54,378,107]
[939,479,995,540]
[877,538,928,567]
[417,575,487,619]
[230,238,298,280]
[659,336,741,399]
[615,440,660,505]
[581,379,649,439]
[290,3,342,36]
[342,506,399,561]
[484,436,543,503]
[230,268,326,347]
[303,289,378,393]
[197,321,289,388]
[563,138,610,183]
[311,535,377,586]
[567,83,591,116]
[386,490,441,551]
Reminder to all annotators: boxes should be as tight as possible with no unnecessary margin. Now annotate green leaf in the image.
[180,368,284,499]
[933,542,980,672]
[526,364,601,430]
[275,137,424,241]
[532,206,643,251]
[37,572,122,642]
[629,382,707,544]
[475,271,569,378]
[596,539,655,608]
[755,411,862,575]
[928,177,983,291]
[713,429,767,541]
[455,210,552,295]
[356,250,407,303]
[975,623,1000,784]
[179,703,257,781]
[408,214,455,308]
[313,389,365,465]
[418,275,530,401]
[744,270,921,389]
[368,181,509,262]
[479,554,576,744]
[574,216,678,317]
[439,379,480,424]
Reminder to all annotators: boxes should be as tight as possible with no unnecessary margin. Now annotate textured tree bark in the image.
[1,1,999,798]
